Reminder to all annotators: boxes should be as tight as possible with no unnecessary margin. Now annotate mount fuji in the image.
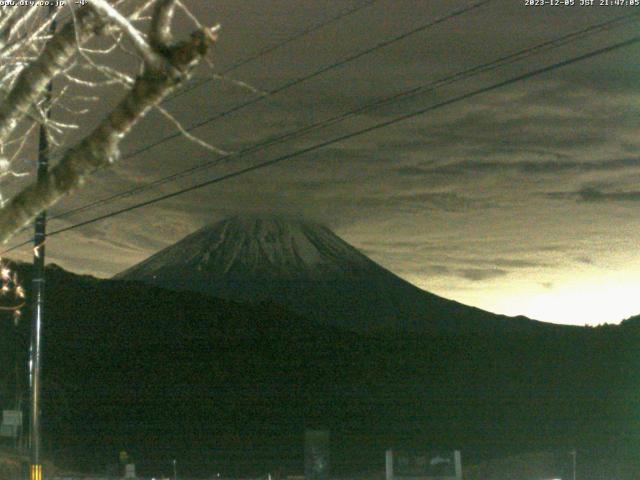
[116,215,554,333]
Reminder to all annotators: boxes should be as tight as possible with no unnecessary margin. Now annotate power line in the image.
[164,0,378,102]
[34,2,376,112]
[42,2,377,107]
[103,0,495,162]
[49,0,498,221]
[1,0,499,252]
[5,0,376,148]
[1,1,378,225]
[48,10,639,223]
[3,33,634,255]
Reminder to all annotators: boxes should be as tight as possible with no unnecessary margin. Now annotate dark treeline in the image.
[0,263,638,478]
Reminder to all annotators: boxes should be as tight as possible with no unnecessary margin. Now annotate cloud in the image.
[391,191,480,212]
[393,166,433,177]
[548,187,640,203]
[399,157,640,178]
[456,268,509,282]
[578,187,640,203]
[575,256,594,265]
[418,264,452,276]
[488,258,549,269]
[396,254,552,284]
[398,264,509,283]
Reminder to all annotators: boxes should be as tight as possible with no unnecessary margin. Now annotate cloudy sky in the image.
[4,0,640,326]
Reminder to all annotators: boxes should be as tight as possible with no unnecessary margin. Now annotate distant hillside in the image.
[0,262,637,478]
[621,313,640,328]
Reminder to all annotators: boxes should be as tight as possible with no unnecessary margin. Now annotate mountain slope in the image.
[116,215,557,334]
[1,262,637,478]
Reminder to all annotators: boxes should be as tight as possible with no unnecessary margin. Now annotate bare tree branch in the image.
[149,0,177,49]
[155,104,231,155]
[88,0,164,69]
[0,10,218,243]
[0,6,104,145]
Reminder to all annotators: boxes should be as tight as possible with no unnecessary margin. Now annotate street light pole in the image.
[570,449,577,480]
[29,6,56,480]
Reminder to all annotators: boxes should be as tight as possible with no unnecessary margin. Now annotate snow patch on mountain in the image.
[116,215,377,282]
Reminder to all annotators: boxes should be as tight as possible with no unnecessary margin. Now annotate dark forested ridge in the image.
[0,262,638,478]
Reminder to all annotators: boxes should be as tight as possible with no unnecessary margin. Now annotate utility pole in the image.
[570,449,577,480]
[29,6,56,480]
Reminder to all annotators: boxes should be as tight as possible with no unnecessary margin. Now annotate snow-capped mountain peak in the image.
[117,215,544,333]
[117,215,376,282]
